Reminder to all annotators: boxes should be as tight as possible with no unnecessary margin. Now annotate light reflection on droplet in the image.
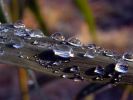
[61,74,68,78]
[122,52,133,62]
[115,60,128,74]
[103,50,116,57]
[67,37,82,47]
[28,29,45,38]
[53,44,74,58]
[14,29,28,37]
[10,38,24,49]
[94,66,104,75]
[70,66,79,73]
[87,44,96,49]
[51,32,65,41]
[32,40,39,45]
[84,48,97,58]
[14,21,25,29]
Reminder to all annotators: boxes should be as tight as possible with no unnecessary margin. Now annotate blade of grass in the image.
[0,0,11,23]
[0,1,30,100]
[76,83,110,100]
[28,70,48,100]
[9,0,19,22]
[74,0,97,42]
[8,0,26,21]
[121,85,132,100]
[19,68,30,100]
[27,0,48,35]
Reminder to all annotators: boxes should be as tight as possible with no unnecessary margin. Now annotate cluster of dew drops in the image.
[0,21,133,84]
[50,32,132,84]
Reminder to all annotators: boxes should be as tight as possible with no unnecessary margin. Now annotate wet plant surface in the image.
[0,22,133,87]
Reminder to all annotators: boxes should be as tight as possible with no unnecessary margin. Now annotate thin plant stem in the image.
[19,68,30,100]
[27,70,48,100]
[121,85,132,100]
[74,0,97,43]
[0,0,11,23]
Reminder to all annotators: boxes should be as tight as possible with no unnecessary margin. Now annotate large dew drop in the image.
[87,44,96,49]
[14,29,28,37]
[53,44,74,58]
[10,38,24,49]
[84,48,97,58]
[115,60,128,74]
[28,29,45,38]
[67,37,82,47]
[14,21,25,29]
[51,32,65,41]
[103,50,116,57]
[122,52,133,62]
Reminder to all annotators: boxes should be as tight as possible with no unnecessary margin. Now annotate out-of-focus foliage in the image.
[0,0,97,38]
[27,0,48,35]
[0,6,6,23]
[0,0,48,35]
[0,0,9,23]
[74,0,97,42]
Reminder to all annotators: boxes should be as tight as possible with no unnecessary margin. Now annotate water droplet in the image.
[53,44,74,58]
[9,38,24,49]
[115,60,128,74]
[14,29,28,37]
[1,29,9,33]
[95,47,104,54]
[51,32,65,41]
[0,38,7,44]
[14,21,25,29]
[70,66,79,73]
[26,56,30,60]
[87,44,96,49]
[19,55,24,58]
[103,50,116,57]
[71,74,84,82]
[95,76,100,80]
[0,33,7,39]
[118,74,122,78]
[18,52,26,58]
[32,40,39,45]
[53,70,59,73]
[122,52,133,62]
[52,61,61,66]
[0,47,4,56]
[108,73,113,78]
[61,74,68,78]
[94,66,104,75]
[64,66,79,73]
[110,74,121,84]
[13,43,23,49]
[28,29,45,38]
[0,24,13,33]
[67,37,82,47]
[84,48,97,58]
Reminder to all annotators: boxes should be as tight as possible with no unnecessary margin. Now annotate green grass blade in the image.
[28,0,48,36]
[74,0,97,42]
